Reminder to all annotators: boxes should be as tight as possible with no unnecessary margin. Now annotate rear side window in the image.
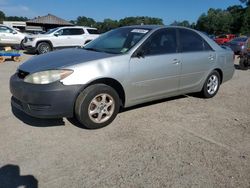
[87,29,99,34]
[61,28,84,35]
[179,29,212,52]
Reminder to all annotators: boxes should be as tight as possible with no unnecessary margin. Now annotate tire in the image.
[37,42,52,54]
[201,70,221,98]
[20,39,25,50]
[0,56,5,63]
[239,58,248,70]
[74,84,120,129]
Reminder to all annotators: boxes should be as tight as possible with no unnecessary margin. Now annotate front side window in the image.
[179,29,212,52]
[140,29,177,56]
[84,27,150,54]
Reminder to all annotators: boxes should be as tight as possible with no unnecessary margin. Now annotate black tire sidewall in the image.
[75,84,120,129]
[239,58,248,70]
[37,42,51,54]
[202,71,220,98]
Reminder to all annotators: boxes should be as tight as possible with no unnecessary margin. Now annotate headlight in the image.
[27,38,34,41]
[24,69,73,84]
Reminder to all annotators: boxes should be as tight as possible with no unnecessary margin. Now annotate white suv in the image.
[23,26,100,54]
[0,24,26,49]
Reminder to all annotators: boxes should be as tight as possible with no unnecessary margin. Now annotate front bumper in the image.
[10,73,83,118]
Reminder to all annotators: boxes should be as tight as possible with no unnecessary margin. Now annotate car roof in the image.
[120,25,199,31]
[56,26,98,30]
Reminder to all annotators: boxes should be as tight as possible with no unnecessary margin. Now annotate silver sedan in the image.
[10,25,235,129]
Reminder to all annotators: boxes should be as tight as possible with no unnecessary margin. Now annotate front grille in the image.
[17,69,29,79]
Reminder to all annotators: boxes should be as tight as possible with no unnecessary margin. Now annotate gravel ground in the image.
[0,53,249,188]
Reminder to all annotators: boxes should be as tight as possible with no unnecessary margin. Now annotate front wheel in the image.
[74,84,120,129]
[37,42,52,54]
[201,70,220,98]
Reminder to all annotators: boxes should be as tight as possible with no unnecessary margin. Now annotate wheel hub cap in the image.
[88,94,115,124]
[207,75,219,95]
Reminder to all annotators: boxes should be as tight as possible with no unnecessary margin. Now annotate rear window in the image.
[87,29,99,34]
[231,37,248,42]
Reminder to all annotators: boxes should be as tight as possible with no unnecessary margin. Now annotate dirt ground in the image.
[0,53,249,188]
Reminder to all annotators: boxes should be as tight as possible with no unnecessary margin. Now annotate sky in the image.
[0,0,245,24]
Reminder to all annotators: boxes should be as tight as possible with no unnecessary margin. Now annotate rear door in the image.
[178,28,216,92]
[128,28,181,103]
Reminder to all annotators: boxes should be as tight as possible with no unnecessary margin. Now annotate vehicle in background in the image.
[23,26,100,54]
[0,24,26,49]
[238,38,250,70]
[10,26,235,129]
[214,34,236,45]
[224,37,249,55]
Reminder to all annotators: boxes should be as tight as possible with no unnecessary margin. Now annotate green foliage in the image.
[71,16,163,33]
[0,10,28,22]
[241,7,250,34]
[0,10,5,23]
[119,16,163,26]
[196,8,233,35]
[76,16,95,27]
[5,16,28,21]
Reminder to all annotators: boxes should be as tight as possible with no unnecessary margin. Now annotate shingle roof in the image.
[27,14,73,26]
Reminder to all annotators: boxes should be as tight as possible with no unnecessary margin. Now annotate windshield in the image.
[45,28,59,34]
[84,27,151,54]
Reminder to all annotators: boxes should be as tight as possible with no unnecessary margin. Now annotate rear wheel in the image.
[74,84,120,129]
[37,42,52,54]
[239,57,248,70]
[201,70,220,98]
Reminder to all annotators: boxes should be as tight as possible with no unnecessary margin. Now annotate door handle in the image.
[208,55,215,61]
[173,59,180,65]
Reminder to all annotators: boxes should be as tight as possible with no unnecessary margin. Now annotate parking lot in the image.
[0,53,249,187]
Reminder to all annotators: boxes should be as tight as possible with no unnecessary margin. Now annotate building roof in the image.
[27,14,73,26]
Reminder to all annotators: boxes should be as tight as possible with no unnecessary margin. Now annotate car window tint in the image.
[61,28,84,35]
[142,29,177,55]
[87,29,99,34]
[179,29,210,52]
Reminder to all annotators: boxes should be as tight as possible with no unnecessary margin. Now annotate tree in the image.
[196,8,233,35]
[241,7,250,34]
[95,19,119,33]
[76,16,96,27]
[227,5,245,34]
[119,16,163,26]
[0,10,5,23]
[170,20,191,27]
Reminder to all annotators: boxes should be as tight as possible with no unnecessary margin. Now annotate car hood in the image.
[19,48,116,73]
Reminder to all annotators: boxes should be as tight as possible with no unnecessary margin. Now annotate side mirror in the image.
[54,32,59,37]
[12,31,18,34]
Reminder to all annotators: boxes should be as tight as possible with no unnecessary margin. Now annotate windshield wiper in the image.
[84,47,103,52]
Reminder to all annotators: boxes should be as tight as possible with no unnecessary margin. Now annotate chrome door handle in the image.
[208,55,215,61]
[173,59,180,65]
